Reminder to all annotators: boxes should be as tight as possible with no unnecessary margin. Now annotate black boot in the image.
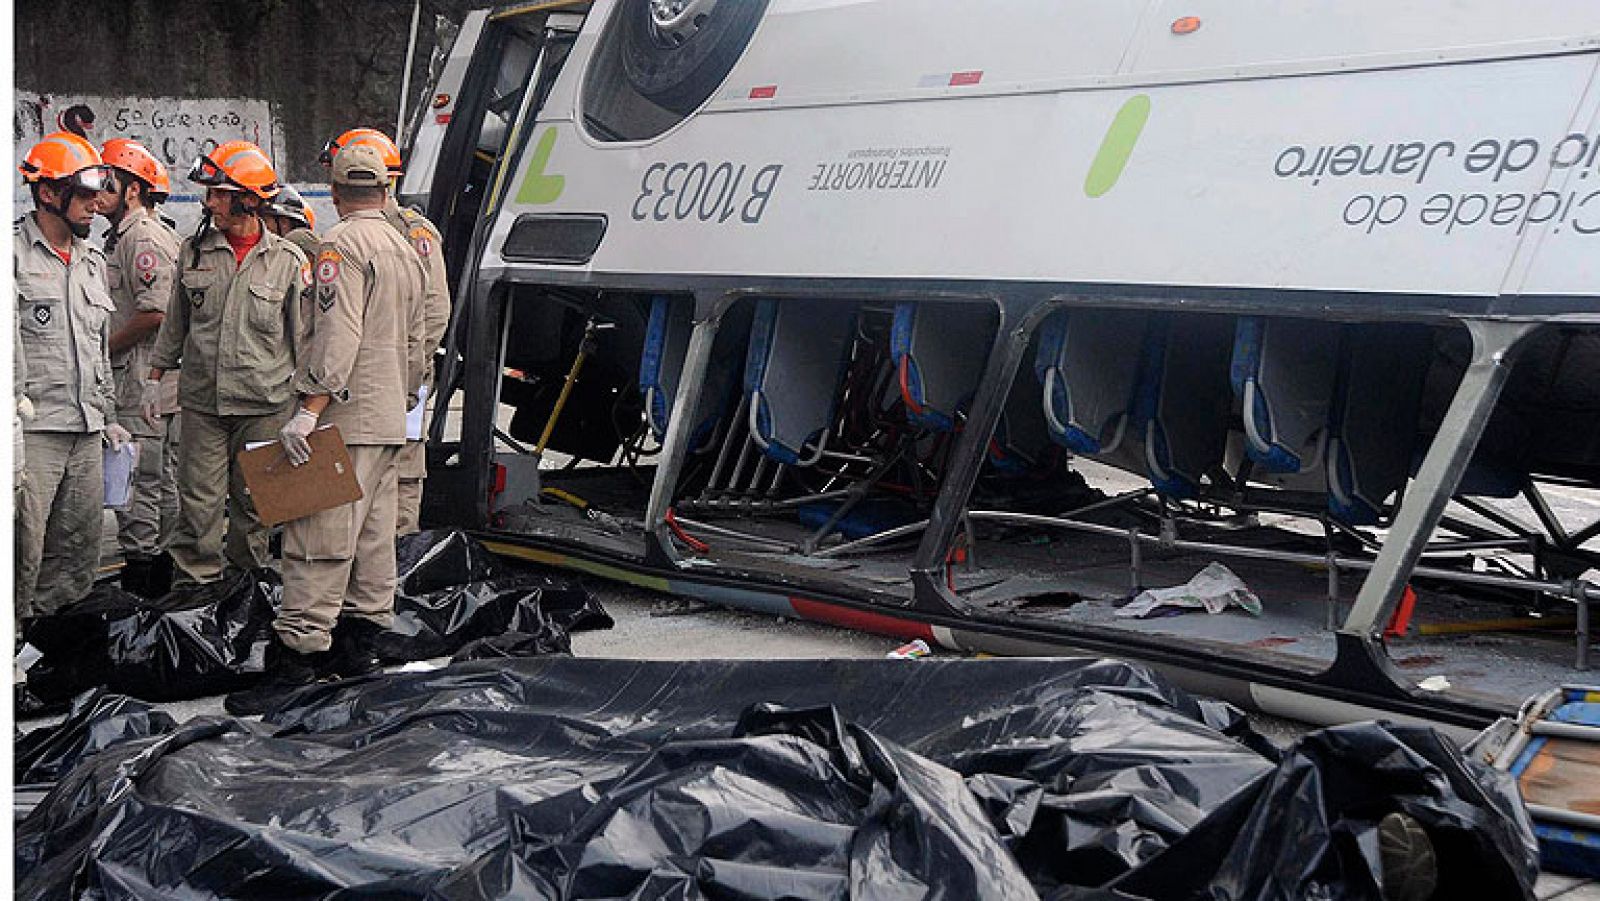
[330,618,387,679]
[121,553,175,601]
[224,634,322,717]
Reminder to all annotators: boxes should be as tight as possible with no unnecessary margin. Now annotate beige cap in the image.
[332,143,389,187]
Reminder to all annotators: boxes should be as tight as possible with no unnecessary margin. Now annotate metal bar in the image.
[1062,488,1152,520]
[1524,482,1572,546]
[813,518,931,559]
[1580,593,1592,671]
[670,516,799,552]
[1529,720,1600,741]
[1341,321,1537,638]
[818,449,879,466]
[747,456,770,494]
[802,442,910,553]
[962,509,1599,602]
[493,427,532,455]
[1526,803,1600,832]
[1128,527,1142,593]
[1325,519,1341,631]
[766,464,786,498]
[1568,517,1600,548]
[396,0,422,139]
[726,436,756,500]
[645,313,721,530]
[1452,495,1537,538]
[682,488,854,515]
[702,395,749,498]
[1418,537,1536,554]
[912,300,1032,575]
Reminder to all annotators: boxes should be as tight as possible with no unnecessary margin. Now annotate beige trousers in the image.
[17,431,103,620]
[169,407,292,586]
[277,444,400,653]
[115,412,180,557]
[396,440,425,535]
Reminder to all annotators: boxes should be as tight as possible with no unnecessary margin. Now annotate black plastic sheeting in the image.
[15,657,1539,900]
[16,531,611,717]
[15,690,176,787]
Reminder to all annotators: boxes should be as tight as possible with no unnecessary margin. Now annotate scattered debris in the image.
[886,638,932,659]
[1117,561,1264,619]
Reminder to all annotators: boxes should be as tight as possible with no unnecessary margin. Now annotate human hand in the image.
[139,379,163,428]
[280,406,319,467]
[104,422,132,450]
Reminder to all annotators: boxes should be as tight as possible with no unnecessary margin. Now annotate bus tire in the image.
[619,0,767,115]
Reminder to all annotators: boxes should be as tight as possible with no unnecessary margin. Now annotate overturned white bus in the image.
[405,0,1600,732]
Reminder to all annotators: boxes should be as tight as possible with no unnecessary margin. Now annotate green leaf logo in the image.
[516,127,566,205]
[1084,94,1151,198]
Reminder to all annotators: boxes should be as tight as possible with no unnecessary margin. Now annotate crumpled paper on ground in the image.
[1117,562,1263,619]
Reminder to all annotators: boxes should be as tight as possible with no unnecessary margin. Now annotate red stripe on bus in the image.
[790,597,935,640]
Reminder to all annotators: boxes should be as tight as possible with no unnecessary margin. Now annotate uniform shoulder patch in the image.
[300,261,314,288]
[315,248,342,284]
[408,225,436,258]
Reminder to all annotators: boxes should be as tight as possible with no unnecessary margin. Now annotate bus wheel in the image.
[620,0,768,115]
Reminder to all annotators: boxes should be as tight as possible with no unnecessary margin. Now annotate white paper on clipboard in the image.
[405,386,428,441]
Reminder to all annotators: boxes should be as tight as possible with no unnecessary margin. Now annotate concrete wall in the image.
[14,0,480,183]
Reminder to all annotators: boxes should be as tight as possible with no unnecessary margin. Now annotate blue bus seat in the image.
[638,295,748,454]
[743,298,857,466]
[1232,317,1339,475]
[890,302,992,432]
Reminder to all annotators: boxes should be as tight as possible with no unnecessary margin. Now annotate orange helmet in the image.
[187,140,280,200]
[101,138,169,195]
[150,162,172,200]
[319,127,402,176]
[19,131,115,191]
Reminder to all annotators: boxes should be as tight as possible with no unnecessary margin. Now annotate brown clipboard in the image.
[236,425,364,526]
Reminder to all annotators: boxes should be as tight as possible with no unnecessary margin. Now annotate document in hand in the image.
[103,442,140,509]
[236,425,363,526]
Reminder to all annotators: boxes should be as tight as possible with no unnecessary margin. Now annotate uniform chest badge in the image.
[32,304,51,326]
[188,287,206,308]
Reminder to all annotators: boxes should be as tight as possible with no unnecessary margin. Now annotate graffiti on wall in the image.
[14,93,284,192]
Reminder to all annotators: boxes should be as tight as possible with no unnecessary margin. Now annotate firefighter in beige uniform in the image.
[148,141,308,586]
[225,145,426,715]
[321,128,449,534]
[15,132,132,621]
[99,138,183,597]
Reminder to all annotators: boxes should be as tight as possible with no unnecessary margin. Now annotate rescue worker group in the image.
[14,128,450,715]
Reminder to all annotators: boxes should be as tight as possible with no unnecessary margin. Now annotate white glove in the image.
[104,422,132,450]
[17,395,34,422]
[280,406,319,467]
[139,379,163,429]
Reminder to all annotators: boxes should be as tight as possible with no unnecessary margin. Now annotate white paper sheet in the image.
[406,385,429,441]
[102,442,140,509]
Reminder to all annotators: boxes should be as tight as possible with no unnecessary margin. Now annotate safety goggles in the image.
[69,165,118,195]
[316,136,341,168]
[188,154,238,189]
